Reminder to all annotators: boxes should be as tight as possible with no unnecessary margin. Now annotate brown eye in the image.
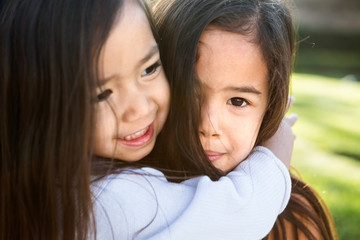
[227,97,248,107]
[97,89,113,102]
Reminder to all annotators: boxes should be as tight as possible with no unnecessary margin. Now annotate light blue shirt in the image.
[91,146,291,240]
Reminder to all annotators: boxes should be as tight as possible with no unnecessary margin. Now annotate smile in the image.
[204,150,225,162]
[117,124,154,147]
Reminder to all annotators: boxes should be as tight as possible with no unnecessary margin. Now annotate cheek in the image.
[94,106,116,140]
[93,107,119,157]
[249,113,265,143]
[231,115,263,155]
[154,75,170,117]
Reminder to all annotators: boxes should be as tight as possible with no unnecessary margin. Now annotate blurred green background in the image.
[290,74,360,240]
[291,0,360,239]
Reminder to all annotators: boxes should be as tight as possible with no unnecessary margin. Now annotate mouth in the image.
[204,150,225,162]
[117,124,154,147]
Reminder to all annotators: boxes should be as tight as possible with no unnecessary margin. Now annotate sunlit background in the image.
[291,0,360,239]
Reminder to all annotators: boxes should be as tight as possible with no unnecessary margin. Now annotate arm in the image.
[92,147,291,240]
[263,113,298,168]
[263,95,298,168]
[158,146,291,239]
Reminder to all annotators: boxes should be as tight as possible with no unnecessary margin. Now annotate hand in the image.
[263,97,297,169]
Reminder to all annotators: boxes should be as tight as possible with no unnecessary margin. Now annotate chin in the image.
[123,143,155,162]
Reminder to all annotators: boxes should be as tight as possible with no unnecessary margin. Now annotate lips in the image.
[204,150,225,162]
[117,124,154,147]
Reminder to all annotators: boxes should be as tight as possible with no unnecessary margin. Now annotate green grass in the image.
[289,73,360,240]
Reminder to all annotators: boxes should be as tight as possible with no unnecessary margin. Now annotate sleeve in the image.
[92,146,291,240]
[147,146,291,240]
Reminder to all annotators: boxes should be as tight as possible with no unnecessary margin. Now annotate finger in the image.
[286,113,298,126]
[285,96,295,113]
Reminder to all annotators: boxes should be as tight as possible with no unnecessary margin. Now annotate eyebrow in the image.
[98,44,159,86]
[137,44,159,68]
[224,86,262,95]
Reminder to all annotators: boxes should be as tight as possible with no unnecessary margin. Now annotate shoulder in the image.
[92,167,166,195]
[92,167,174,211]
[91,168,166,238]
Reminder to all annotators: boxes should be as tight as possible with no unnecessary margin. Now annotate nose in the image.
[121,85,155,123]
[199,105,222,138]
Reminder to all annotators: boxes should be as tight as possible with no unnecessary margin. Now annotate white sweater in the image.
[92,146,291,240]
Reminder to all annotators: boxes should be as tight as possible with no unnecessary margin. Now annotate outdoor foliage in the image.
[290,73,360,240]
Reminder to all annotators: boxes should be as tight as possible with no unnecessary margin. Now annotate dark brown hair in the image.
[0,0,123,239]
[153,0,337,239]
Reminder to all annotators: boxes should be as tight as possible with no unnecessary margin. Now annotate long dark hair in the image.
[0,0,123,239]
[153,0,337,239]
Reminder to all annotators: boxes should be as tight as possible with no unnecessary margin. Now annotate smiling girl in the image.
[93,0,169,162]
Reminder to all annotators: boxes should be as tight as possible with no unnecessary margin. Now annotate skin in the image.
[197,27,269,173]
[94,0,170,162]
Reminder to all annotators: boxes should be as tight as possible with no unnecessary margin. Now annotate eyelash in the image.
[141,61,161,78]
[226,97,249,107]
[97,89,113,102]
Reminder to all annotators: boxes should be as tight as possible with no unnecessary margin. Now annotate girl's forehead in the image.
[199,27,260,55]
[196,28,268,96]
[100,0,157,80]
[198,29,265,68]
